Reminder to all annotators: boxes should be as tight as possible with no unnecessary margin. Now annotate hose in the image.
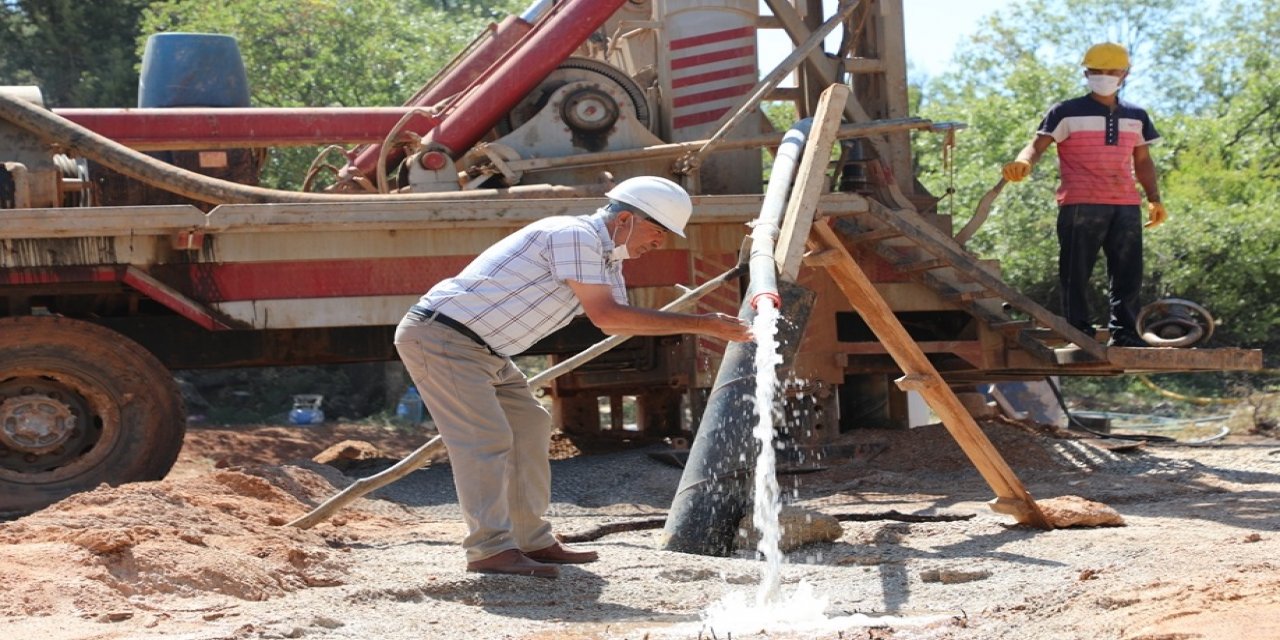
[1136,374,1236,406]
[1043,376,1175,442]
[0,91,597,205]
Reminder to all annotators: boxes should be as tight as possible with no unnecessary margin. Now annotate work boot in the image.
[524,541,599,564]
[466,549,559,578]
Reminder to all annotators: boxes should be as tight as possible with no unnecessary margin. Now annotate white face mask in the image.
[609,217,634,261]
[1087,74,1122,96]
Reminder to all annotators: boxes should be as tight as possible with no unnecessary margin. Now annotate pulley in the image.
[1137,298,1216,348]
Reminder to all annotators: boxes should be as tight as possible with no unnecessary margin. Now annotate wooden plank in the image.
[776,84,851,282]
[836,340,986,368]
[810,220,1051,529]
[990,319,1034,334]
[843,58,887,74]
[801,249,841,267]
[1057,345,1263,371]
[845,228,901,244]
[1016,329,1058,364]
[897,258,947,274]
[861,200,1108,360]
[0,205,205,238]
[762,0,917,209]
[942,289,998,304]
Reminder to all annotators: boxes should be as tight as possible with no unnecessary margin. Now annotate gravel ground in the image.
[1,419,1278,640]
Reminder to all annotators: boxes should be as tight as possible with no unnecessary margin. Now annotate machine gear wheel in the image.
[502,57,651,134]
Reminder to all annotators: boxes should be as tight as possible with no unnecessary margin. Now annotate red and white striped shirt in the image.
[1036,95,1161,206]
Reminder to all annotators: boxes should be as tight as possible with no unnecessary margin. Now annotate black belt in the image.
[408,305,494,352]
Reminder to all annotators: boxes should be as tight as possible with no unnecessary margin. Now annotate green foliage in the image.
[185,363,391,424]
[0,0,153,107]
[914,0,1280,351]
[761,100,800,132]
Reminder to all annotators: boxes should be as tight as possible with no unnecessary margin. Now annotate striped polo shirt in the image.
[1036,95,1160,206]
[417,210,628,357]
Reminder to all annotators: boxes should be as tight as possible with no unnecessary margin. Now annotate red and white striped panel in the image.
[668,22,757,133]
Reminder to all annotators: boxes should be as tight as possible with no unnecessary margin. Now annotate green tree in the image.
[138,0,523,188]
[0,0,152,107]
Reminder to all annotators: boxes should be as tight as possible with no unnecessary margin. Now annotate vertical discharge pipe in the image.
[662,120,817,556]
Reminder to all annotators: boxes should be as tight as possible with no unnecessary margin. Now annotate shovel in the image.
[954,177,1006,246]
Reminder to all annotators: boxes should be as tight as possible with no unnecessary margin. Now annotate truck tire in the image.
[0,316,186,514]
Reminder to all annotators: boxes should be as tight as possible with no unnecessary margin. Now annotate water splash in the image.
[700,297,833,633]
[685,298,960,638]
[750,297,784,605]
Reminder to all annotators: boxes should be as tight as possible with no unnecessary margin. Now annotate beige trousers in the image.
[394,318,555,562]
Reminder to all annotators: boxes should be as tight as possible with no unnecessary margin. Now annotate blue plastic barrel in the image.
[138,33,250,108]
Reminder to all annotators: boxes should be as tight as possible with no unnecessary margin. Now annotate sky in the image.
[758,0,1006,81]
[901,0,1004,77]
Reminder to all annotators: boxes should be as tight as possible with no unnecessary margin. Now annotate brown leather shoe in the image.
[466,549,559,578]
[524,542,599,564]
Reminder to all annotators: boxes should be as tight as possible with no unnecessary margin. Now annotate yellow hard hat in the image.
[1081,43,1130,70]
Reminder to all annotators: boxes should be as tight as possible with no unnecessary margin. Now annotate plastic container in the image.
[287,394,325,426]
[138,33,250,108]
[395,386,426,425]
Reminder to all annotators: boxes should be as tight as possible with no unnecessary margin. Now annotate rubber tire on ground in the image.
[0,316,186,514]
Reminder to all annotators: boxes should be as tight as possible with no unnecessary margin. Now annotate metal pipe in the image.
[422,0,627,158]
[0,91,598,205]
[505,117,931,174]
[660,280,815,556]
[53,107,427,150]
[747,119,811,311]
[661,120,816,556]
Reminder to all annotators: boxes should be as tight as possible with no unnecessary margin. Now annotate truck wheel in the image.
[0,316,186,514]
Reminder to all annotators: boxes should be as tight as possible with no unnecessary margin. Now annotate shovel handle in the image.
[954,177,1007,246]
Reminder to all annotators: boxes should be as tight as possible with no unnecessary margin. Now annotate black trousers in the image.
[1056,203,1143,338]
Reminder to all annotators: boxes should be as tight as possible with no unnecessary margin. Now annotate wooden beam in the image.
[802,248,841,267]
[1057,345,1263,371]
[1016,329,1058,364]
[845,227,901,244]
[942,289,998,304]
[760,0,917,209]
[810,220,1051,529]
[843,58,887,74]
[897,258,948,274]
[836,340,987,368]
[776,84,851,282]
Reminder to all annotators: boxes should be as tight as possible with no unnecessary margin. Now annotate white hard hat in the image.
[605,176,692,238]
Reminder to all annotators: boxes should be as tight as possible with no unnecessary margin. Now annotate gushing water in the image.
[750,297,785,605]
[700,297,830,632]
[671,299,957,639]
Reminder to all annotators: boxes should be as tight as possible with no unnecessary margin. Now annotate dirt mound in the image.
[878,418,1075,471]
[0,463,400,619]
[173,423,431,475]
